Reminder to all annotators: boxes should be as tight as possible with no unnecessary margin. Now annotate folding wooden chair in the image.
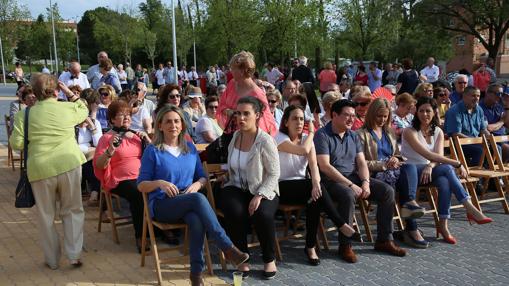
[195,143,208,152]
[4,114,22,171]
[140,192,213,285]
[97,189,132,244]
[202,162,284,262]
[452,135,509,214]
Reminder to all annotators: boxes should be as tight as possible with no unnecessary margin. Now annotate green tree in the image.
[0,0,30,64]
[416,0,509,62]
[15,14,51,71]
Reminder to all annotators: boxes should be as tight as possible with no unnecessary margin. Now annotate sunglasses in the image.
[356,101,370,107]
[168,94,181,99]
[438,93,447,97]
[208,105,218,109]
[458,81,468,84]
[100,93,110,97]
[268,100,278,104]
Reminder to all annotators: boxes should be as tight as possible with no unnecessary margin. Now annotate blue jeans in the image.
[153,192,233,274]
[398,163,470,223]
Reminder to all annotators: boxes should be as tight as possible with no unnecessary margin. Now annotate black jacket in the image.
[291,65,315,84]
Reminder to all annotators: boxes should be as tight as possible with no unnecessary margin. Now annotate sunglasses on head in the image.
[168,94,181,99]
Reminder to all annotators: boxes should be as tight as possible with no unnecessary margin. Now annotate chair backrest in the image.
[487,134,508,171]
[141,192,155,226]
[452,134,492,169]
[195,143,208,152]
[202,161,225,213]
[4,114,12,137]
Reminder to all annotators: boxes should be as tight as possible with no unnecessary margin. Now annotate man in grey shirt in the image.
[87,51,118,90]
[314,99,407,263]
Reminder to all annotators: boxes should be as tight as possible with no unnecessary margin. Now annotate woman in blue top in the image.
[137,104,249,286]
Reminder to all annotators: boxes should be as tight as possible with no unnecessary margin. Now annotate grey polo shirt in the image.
[314,122,363,178]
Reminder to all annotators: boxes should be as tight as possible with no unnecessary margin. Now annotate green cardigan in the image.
[10,97,88,182]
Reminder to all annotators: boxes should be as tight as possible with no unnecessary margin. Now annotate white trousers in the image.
[31,166,84,267]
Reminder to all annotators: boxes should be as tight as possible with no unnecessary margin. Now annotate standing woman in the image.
[137,105,249,286]
[276,105,358,265]
[318,62,337,96]
[216,51,277,135]
[220,96,280,279]
[400,97,492,244]
[10,74,88,269]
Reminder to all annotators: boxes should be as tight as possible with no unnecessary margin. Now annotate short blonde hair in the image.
[229,51,256,78]
[324,62,333,70]
[322,91,341,111]
[395,92,416,106]
[414,83,433,98]
[31,73,58,101]
[97,85,116,99]
[266,89,282,102]
[350,85,371,102]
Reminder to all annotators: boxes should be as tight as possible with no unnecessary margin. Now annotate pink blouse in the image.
[318,70,337,92]
[217,80,277,136]
[93,132,142,191]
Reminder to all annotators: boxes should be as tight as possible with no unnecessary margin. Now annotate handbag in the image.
[204,115,237,164]
[15,107,35,208]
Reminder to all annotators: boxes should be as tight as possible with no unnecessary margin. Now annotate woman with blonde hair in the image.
[138,105,249,286]
[216,51,277,135]
[96,84,116,131]
[357,98,427,248]
[320,91,341,127]
[392,92,416,139]
[350,85,372,130]
[413,83,434,100]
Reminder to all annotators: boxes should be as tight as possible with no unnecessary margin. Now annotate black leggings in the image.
[82,160,100,193]
[279,179,347,248]
[110,179,144,239]
[219,186,279,263]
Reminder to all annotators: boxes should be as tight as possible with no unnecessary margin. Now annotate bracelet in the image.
[361,179,370,184]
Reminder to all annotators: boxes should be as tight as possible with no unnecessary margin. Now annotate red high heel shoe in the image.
[466,213,493,225]
[437,227,457,244]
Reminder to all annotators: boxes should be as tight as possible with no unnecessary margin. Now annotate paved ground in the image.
[2,82,509,285]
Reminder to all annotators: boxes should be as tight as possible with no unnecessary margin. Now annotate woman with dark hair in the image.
[220,96,280,279]
[400,97,492,245]
[195,95,223,143]
[14,62,24,88]
[396,58,420,95]
[354,65,368,86]
[155,84,195,142]
[93,100,151,252]
[276,105,358,265]
[137,104,249,286]
[301,82,322,127]
[433,87,451,126]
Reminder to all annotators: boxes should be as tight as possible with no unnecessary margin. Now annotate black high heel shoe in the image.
[304,248,320,266]
[347,232,362,241]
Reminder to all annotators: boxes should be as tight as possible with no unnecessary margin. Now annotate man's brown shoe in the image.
[223,245,250,267]
[190,272,204,286]
[374,240,407,257]
[338,244,358,263]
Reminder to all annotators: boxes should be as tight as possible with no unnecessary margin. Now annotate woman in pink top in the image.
[94,100,152,252]
[318,62,337,95]
[217,51,277,136]
[473,63,491,93]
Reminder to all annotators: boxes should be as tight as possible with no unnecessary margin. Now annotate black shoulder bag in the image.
[204,115,237,164]
[15,107,35,208]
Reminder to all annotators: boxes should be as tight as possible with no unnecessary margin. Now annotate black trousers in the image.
[219,186,279,263]
[322,173,395,244]
[111,179,144,239]
[279,179,348,248]
[81,160,100,193]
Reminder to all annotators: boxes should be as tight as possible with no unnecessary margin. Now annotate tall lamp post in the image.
[49,0,58,74]
[171,0,178,84]
[74,17,80,63]
[0,36,6,85]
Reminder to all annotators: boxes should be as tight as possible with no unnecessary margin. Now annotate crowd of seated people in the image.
[9,53,507,286]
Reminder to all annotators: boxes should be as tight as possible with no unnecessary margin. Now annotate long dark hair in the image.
[302,82,321,113]
[412,96,440,134]
[279,105,305,136]
[155,84,180,114]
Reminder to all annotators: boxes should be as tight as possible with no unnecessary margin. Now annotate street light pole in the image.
[75,17,80,63]
[171,0,178,84]
[49,0,59,74]
[0,36,6,85]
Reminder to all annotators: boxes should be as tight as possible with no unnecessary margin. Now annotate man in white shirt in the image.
[117,64,128,90]
[188,66,199,86]
[87,51,118,89]
[420,57,440,83]
[164,61,176,85]
[155,63,165,88]
[265,63,284,86]
[59,61,90,100]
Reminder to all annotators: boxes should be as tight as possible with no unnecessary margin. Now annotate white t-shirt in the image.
[77,119,103,153]
[420,65,440,83]
[118,70,128,84]
[195,116,223,144]
[275,132,309,181]
[163,144,181,157]
[230,148,249,189]
[130,106,151,132]
[155,69,165,85]
[401,128,441,164]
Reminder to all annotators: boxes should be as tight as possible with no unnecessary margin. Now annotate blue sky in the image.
[19,0,147,20]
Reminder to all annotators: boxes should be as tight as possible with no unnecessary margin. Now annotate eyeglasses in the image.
[424,89,433,93]
[116,113,131,118]
[268,100,278,104]
[457,81,468,85]
[207,105,218,110]
[438,93,447,97]
[168,94,181,99]
[356,101,370,107]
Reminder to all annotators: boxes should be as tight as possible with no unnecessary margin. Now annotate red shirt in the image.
[354,73,368,86]
[318,70,337,92]
[473,71,491,92]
